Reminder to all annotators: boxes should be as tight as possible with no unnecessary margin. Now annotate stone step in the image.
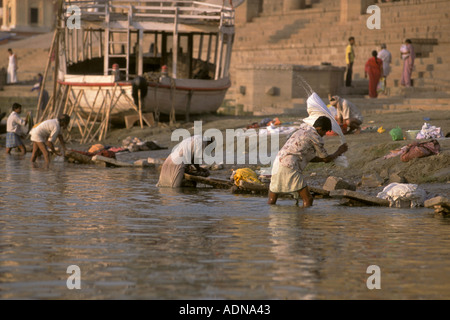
[0,84,39,97]
[0,96,39,112]
[380,104,450,111]
[404,99,450,105]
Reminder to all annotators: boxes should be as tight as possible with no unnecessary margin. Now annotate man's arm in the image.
[58,134,67,155]
[310,143,348,163]
[45,141,61,156]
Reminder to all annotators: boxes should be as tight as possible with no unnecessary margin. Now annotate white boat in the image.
[49,0,243,124]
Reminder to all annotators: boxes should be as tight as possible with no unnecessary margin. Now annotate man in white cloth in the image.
[377,43,392,94]
[30,114,70,167]
[6,103,28,155]
[7,48,18,84]
[157,135,214,188]
[268,116,348,208]
[329,95,363,134]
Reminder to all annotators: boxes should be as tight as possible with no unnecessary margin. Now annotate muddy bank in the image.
[98,109,450,197]
[2,109,448,198]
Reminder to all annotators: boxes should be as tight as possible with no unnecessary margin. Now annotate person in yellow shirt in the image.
[345,37,355,87]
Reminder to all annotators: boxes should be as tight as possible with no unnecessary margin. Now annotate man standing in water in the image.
[29,114,70,168]
[157,135,213,188]
[5,103,28,155]
[268,116,348,208]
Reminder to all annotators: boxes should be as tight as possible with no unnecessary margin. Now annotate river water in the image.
[1,153,450,300]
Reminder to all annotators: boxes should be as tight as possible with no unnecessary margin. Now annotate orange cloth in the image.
[88,144,105,153]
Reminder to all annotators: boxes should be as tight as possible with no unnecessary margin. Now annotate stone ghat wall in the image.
[228,0,450,113]
[233,64,345,114]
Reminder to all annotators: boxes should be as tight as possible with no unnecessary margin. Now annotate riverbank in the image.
[63,109,450,199]
[1,105,449,200]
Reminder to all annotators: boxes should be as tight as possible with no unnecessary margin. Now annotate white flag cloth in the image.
[302,92,348,167]
[302,92,346,144]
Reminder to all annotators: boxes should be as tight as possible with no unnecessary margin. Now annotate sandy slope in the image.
[97,109,450,196]
[0,32,54,82]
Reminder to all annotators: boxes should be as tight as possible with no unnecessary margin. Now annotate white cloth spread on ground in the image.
[377,183,427,208]
[302,92,348,167]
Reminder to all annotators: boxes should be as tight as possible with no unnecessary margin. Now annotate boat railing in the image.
[63,1,234,26]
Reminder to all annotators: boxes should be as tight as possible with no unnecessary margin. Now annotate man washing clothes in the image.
[268,116,348,208]
[329,95,363,134]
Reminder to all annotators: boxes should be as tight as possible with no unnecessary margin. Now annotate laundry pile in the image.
[383,139,441,162]
[122,136,167,152]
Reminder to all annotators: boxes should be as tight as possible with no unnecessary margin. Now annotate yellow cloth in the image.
[346,44,354,64]
[233,168,263,186]
[32,122,42,129]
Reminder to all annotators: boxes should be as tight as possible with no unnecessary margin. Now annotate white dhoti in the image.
[7,65,17,84]
[156,155,186,188]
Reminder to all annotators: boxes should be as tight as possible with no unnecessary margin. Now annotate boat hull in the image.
[60,75,230,120]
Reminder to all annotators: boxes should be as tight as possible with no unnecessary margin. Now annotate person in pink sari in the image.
[365,50,383,98]
[400,39,415,87]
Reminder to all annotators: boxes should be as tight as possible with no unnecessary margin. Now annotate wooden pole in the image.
[223,33,234,78]
[206,33,212,63]
[161,32,167,66]
[184,174,233,189]
[88,29,93,60]
[62,85,72,114]
[51,28,60,114]
[188,33,193,79]
[66,89,84,135]
[138,90,143,129]
[74,27,78,64]
[169,78,176,126]
[100,83,118,141]
[83,87,106,144]
[197,33,204,61]
[36,29,58,122]
[215,33,223,80]
[185,90,192,122]
[80,86,101,140]
[172,7,179,79]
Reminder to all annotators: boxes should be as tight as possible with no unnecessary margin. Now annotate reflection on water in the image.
[1,154,450,299]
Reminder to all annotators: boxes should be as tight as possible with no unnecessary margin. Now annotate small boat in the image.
[43,0,243,127]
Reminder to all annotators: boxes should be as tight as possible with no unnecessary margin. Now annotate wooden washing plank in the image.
[92,155,136,167]
[329,189,390,207]
[184,174,233,189]
[65,150,95,164]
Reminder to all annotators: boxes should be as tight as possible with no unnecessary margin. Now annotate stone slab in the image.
[424,196,450,209]
[330,189,390,207]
